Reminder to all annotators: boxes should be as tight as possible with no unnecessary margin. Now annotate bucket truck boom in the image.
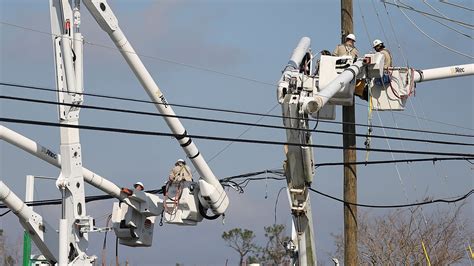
[1,0,230,261]
[277,37,473,266]
[49,0,96,264]
[0,125,159,214]
[0,181,59,263]
[277,37,318,266]
[1,0,230,259]
[306,55,474,113]
[413,64,474,82]
[81,0,228,217]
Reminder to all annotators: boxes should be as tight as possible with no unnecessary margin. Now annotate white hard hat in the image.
[346,33,356,42]
[177,159,185,164]
[373,39,383,48]
[134,181,144,188]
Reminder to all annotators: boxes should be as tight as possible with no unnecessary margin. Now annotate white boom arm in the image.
[278,37,317,265]
[0,125,159,215]
[1,124,165,248]
[306,59,365,114]
[1,125,121,200]
[414,63,474,83]
[82,0,228,215]
[0,181,59,263]
[306,58,473,113]
[277,37,474,266]
[0,125,163,215]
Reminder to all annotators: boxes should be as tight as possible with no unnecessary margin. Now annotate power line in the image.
[309,187,473,208]
[1,20,474,130]
[2,117,473,157]
[220,158,473,177]
[381,0,411,66]
[440,0,474,12]
[3,95,473,147]
[220,157,473,178]
[0,210,11,217]
[0,21,276,88]
[1,21,383,106]
[314,156,474,168]
[221,169,284,181]
[274,186,287,225]
[394,0,474,59]
[1,175,472,210]
[382,0,474,29]
[394,111,474,132]
[206,104,280,165]
[2,81,473,138]
[0,189,163,210]
[422,0,473,39]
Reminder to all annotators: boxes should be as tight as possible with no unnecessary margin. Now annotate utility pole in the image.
[341,0,358,265]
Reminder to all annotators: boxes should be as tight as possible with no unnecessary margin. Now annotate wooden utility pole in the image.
[341,0,358,265]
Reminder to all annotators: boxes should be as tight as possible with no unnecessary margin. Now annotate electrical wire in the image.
[3,95,472,147]
[394,0,474,59]
[1,20,445,116]
[425,0,454,18]
[221,169,284,181]
[3,117,473,157]
[2,173,472,210]
[382,0,474,29]
[369,0,397,66]
[374,90,430,247]
[2,81,473,137]
[313,156,473,168]
[309,187,473,208]
[357,0,373,48]
[206,103,280,165]
[274,187,287,225]
[422,0,473,39]
[381,0,410,67]
[227,172,474,210]
[2,157,456,211]
[221,157,473,175]
[1,17,474,130]
[439,0,474,12]
[0,21,276,88]
[0,188,163,209]
[0,210,11,217]
[408,95,474,263]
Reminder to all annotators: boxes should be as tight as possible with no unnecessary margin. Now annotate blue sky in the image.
[1,0,473,265]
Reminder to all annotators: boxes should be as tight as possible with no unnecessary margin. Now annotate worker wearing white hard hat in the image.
[134,181,144,191]
[333,33,359,59]
[373,39,392,69]
[346,33,356,42]
[168,159,192,182]
[120,181,144,196]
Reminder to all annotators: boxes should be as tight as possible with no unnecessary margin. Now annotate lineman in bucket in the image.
[168,159,192,182]
[373,39,392,69]
[333,33,359,59]
[373,39,393,86]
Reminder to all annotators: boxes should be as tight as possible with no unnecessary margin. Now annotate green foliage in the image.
[222,224,292,265]
[246,255,259,264]
[259,224,291,265]
[222,228,258,265]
